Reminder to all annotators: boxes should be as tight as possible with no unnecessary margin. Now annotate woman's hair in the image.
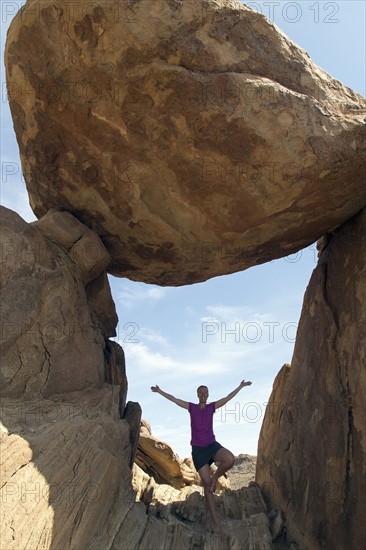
[197,385,208,393]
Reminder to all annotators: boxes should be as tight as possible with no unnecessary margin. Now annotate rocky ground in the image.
[132,463,287,549]
[226,454,257,490]
[132,436,290,549]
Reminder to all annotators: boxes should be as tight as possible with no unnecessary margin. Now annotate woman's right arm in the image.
[151,385,189,410]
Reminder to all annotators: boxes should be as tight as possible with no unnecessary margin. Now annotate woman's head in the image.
[197,385,209,402]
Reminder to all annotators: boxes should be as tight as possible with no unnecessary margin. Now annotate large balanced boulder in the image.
[5,0,366,285]
[256,208,366,549]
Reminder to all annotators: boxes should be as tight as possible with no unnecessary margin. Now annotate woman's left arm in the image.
[215,380,252,410]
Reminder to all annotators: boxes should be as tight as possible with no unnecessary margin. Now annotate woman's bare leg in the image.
[198,464,221,532]
[210,447,235,493]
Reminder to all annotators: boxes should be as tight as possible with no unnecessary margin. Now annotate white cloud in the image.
[139,327,170,347]
[115,282,166,308]
[123,341,229,378]
[146,287,165,300]
[124,342,172,371]
[205,305,276,325]
[199,315,219,323]
[206,305,253,318]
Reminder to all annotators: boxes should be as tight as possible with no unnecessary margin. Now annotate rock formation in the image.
[0,389,136,550]
[256,208,366,550]
[2,0,365,547]
[5,0,366,285]
[0,206,142,549]
[135,419,230,491]
[136,420,196,488]
[1,206,273,549]
[131,463,277,549]
[1,207,111,398]
[226,454,257,490]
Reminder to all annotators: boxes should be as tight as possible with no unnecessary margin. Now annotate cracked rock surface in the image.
[256,208,366,550]
[0,389,136,550]
[5,0,366,285]
[0,206,116,398]
[126,463,276,550]
[0,388,276,550]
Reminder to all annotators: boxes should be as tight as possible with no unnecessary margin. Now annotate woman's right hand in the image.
[151,385,160,393]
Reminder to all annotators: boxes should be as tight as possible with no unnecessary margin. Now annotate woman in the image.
[151,379,252,532]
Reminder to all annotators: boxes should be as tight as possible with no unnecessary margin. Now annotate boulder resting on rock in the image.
[5,0,366,285]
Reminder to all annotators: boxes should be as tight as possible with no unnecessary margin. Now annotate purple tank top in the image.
[188,402,216,446]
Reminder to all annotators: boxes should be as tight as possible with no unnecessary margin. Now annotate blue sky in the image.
[1,1,365,458]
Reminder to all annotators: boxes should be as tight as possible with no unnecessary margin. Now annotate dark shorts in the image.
[191,441,223,472]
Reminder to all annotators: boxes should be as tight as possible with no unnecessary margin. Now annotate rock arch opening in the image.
[1,0,365,547]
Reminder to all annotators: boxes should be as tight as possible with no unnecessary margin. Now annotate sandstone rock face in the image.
[1,391,275,550]
[104,340,128,417]
[256,208,366,549]
[0,206,118,398]
[0,205,137,410]
[0,206,147,547]
[124,402,143,468]
[0,388,136,550]
[136,421,196,488]
[5,0,366,285]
